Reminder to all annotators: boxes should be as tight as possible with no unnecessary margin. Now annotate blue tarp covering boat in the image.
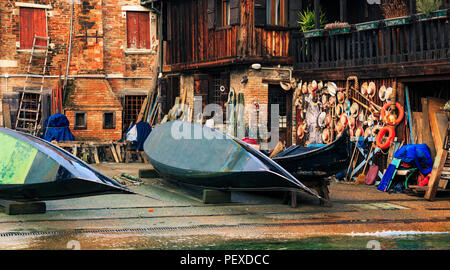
[42,113,75,142]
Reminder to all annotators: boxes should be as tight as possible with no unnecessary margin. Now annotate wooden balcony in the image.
[291,10,450,79]
[163,25,291,72]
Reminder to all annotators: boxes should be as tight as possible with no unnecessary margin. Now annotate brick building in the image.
[0,0,158,141]
[158,0,296,147]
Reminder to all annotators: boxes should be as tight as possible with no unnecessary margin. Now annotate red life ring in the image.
[380,102,404,126]
[376,126,395,150]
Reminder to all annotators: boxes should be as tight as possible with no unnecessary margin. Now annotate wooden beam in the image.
[421,98,437,159]
[0,200,46,215]
[340,0,347,22]
[425,148,448,201]
[314,0,320,29]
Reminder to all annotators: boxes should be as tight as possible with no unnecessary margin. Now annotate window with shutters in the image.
[266,0,287,26]
[126,11,151,49]
[19,7,47,49]
[216,0,231,27]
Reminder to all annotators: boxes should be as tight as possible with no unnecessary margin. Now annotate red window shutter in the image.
[33,8,47,47]
[138,12,150,49]
[127,11,150,49]
[20,8,34,49]
[127,11,139,49]
[20,8,46,49]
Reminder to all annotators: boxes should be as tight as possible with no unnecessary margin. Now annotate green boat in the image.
[143,121,320,199]
[0,127,133,201]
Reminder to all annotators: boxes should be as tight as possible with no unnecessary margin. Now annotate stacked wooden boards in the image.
[410,97,449,200]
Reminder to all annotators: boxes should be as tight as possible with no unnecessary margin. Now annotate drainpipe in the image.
[63,0,74,106]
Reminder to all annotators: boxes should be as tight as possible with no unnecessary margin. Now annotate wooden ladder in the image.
[15,35,50,136]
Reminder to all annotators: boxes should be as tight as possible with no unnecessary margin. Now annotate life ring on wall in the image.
[380,102,404,126]
[376,126,395,150]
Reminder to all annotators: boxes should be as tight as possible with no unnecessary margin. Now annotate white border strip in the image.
[121,6,151,11]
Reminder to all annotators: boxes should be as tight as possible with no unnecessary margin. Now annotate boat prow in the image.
[272,128,352,178]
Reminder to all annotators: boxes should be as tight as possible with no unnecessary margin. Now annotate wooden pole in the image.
[425,147,448,201]
[340,0,347,22]
[314,0,320,29]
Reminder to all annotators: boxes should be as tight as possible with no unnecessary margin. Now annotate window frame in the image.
[266,0,287,26]
[74,112,87,130]
[103,111,116,130]
[216,0,231,28]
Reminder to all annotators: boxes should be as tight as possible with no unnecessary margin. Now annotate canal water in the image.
[191,232,450,250]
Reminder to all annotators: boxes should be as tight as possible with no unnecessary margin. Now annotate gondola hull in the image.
[143,121,320,197]
[272,128,351,178]
[0,127,133,201]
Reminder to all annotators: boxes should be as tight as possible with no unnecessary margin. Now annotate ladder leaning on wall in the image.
[14,34,50,136]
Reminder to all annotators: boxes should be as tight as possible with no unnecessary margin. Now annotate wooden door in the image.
[268,84,292,146]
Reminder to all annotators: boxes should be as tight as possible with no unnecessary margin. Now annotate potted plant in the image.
[297,8,327,38]
[416,0,447,20]
[382,0,411,26]
[325,22,351,35]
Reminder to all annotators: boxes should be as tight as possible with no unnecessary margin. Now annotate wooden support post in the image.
[202,189,231,204]
[140,151,149,164]
[314,0,320,30]
[425,148,448,201]
[72,144,78,156]
[92,146,100,164]
[110,144,119,163]
[290,191,298,208]
[340,0,347,22]
[0,200,46,215]
[2,103,11,128]
[115,144,123,162]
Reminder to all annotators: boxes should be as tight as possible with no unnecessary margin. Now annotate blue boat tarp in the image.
[126,122,152,151]
[42,114,75,142]
[393,144,433,175]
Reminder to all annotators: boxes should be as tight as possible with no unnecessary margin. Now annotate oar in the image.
[345,134,360,181]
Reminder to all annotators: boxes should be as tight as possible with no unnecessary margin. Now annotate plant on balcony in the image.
[381,0,411,26]
[417,0,445,19]
[297,8,327,38]
[325,22,351,35]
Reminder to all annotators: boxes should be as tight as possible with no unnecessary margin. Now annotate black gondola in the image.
[0,127,133,201]
[272,128,352,179]
[143,121,320,199]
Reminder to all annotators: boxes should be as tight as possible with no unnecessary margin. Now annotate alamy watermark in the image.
[169,95,281,150]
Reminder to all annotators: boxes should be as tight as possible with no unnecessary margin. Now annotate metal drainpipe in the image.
[63,0,74,106]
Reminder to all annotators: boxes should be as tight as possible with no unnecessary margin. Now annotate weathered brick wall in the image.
[0,0,159,141]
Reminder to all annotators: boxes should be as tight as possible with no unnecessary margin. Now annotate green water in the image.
[191,234,450,250]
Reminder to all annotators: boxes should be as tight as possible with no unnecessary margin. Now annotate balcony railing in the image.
[291,10,449,70]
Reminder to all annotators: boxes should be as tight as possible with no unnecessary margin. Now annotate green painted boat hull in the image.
[0,128,133,201]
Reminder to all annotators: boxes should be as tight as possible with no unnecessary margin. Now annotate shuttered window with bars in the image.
[20,7,47,49]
